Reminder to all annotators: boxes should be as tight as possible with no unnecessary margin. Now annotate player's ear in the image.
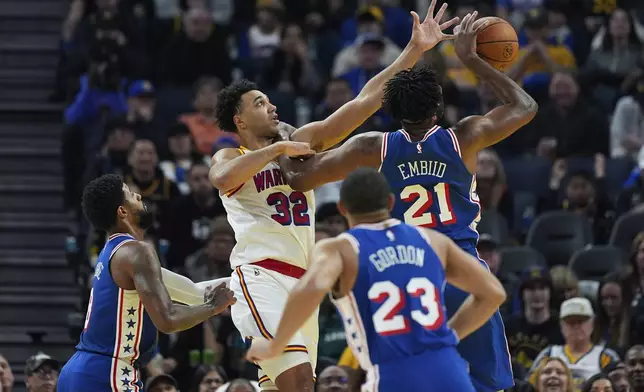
[387,194,395,211]
[233,114,244,130]
[116,205,128,220]
[336,200,348,218]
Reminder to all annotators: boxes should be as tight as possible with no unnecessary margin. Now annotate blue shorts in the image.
[444,241,514,392]
[58,351,144,392]
[373,346,475,392]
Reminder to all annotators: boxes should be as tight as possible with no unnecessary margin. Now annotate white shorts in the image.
[230,264,319,390]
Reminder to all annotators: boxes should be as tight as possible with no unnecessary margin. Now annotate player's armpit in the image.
[280,132,383,192]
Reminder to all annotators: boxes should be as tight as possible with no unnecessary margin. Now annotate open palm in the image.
[410,0,460,52]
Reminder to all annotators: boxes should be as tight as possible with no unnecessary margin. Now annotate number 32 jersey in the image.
[333,219,459,368]
[379,126,480,247]
[220,147,315,270]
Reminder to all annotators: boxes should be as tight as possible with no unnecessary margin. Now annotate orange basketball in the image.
[475,17,518,72]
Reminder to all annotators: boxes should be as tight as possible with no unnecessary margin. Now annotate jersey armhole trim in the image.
[444,128,462,157]
[338,233,360,255]
[225,183,244,197]
[378,132,389,172]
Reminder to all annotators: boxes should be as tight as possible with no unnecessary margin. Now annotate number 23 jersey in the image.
[220,147,316,270]
[379,126,481,246]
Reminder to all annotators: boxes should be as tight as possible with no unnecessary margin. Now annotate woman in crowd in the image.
[476,148,515,228]
[191,365,228,392]
[580,373,617,392]
[593,273,632,353]
[532,357,574,392]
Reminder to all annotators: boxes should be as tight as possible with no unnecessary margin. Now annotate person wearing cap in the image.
[507,7,576,101]
[24,352,60,392]
[146,373,179,392]
[332,6,402,77]
[338,32,387,97]
[339,2,412,49]
[505,266,564,372]
[528,297,620,390]
[126,80,161,145]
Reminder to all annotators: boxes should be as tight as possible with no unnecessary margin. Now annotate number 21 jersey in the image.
[332,219,458,368]
[379,126,480,247]
[219,147,316,270]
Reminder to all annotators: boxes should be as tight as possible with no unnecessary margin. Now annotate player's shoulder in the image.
[211,147,243,165]
[112,239,155,262]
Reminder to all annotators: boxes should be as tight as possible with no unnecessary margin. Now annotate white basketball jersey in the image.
[220,148,316,270]
[535,344,619,389]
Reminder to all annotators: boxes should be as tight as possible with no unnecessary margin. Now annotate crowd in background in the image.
[3,0,644,391]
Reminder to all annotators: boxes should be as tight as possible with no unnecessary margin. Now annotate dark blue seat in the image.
[568,245,626,281]
[503,157,551,197]
[526,211,593,266]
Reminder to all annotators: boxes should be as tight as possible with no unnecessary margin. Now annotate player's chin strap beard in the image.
[136,203,156,230]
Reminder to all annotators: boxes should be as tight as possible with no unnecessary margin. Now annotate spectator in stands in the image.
[0,355,13,392]
[611,81,644,160]
[314,78,379,136]
[539,156,615,243]
[583,8,643,112]
[180,77,239,156]
[505,266,564,372]
[339,3,411,50]
[529,297,620,389]
[316,202,347,236]
[477,148,515,228]
[332,6,401,78]
[24,353,60,392]
[581,374,618,392]
[191,364,227,392]
[126,80,161,145]
[616,147,644,216]
[531,357,574,392]
[164,163,224,272]
[220,378,259,392]
[507,8,576,102]
[260,23,321,97]
[339,32,385,96]
[146,373,179,392]
[160,123,209,194]
[526,71,609,159]
[316,365,349,392]
[550,266,580,309]
[247,3,283,70]
[624,233,644,309]
[625,345,644,391]
[184,215,233,282]
[125,139,180,236]
[83,116,136,184]
[158,7,232,87]
[605,362,633,392]
[593,273,633,353]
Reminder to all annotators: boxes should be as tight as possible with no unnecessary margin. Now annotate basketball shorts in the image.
[444,241,514,392]
[230,263,319,391]
[362,346,475,392]
[57,351,143,392]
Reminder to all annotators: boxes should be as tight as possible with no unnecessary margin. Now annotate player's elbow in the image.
[488,281,507,308]
[517,94,539,119]
[152,316,175,334]
[209,168,232,192]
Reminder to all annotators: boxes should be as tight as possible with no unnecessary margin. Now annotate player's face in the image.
[590,378,615,392]
[608,366,631,392]
[235,90,279,136]
[538,359,569,392]
[600,282,623,318]
[121,184,155,230]
[561,315,593,344]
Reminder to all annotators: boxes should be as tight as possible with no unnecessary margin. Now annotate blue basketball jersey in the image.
[333,219,459,368]
[379,126,481,247]
[76,233,157,367]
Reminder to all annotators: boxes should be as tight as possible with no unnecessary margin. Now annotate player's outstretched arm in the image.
[161,268,230,305]
[289,0,459,152]
[119,241,236,334]
[280,132,383,191]
[451,12,538,162]
[209,142,314,193]
[245,238,348,361]
[427,230,506,340]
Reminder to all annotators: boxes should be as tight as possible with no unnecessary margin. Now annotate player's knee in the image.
[274,362,314,392]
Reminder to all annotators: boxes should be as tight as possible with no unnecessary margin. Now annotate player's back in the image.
[332,219,474,391]
[379,126,481,248]
[60,233,157,391]
[220,147,315,270]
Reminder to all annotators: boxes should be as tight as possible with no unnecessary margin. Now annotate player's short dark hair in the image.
[382,66,443,123]
[82,174,125,231]
[214,79,259,133]
[340,167,391,215]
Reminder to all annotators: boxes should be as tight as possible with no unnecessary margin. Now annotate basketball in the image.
[475,17,518,72]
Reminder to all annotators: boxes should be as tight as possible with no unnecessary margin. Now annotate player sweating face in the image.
[560,315,593,345]
[234,91,279,137]
[538,359,569,392]
[120,184,155,230]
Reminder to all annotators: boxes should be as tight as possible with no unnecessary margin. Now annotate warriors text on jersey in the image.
[379,126,481,247]
[332,219,474,392]
[59,233,157,392]
[220,147,315,269]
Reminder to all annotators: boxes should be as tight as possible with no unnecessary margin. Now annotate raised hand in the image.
[205,282,236,315]
[454,11,490,60]
[410,0,460,52]
[276,141,315,157]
